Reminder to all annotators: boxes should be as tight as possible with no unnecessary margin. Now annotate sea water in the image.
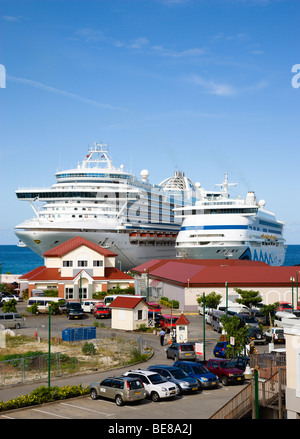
[0,244,299,275]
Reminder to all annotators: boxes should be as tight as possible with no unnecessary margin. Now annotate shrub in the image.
[0,384,89,412]
[82,342,96,356]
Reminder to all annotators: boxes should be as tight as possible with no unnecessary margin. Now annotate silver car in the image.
[89,376,147,406]
[148,365,199,393]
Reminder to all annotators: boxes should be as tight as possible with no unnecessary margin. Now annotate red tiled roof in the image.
[43,236,118,258]
[20,266,133,282]
[176,314,190,325]
[132,259,299,287]
[109,296,148,309]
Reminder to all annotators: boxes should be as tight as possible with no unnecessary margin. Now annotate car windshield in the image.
[191,364,209,374]
[221,361,238,369]
[70,303,81,309]
[170,369,188,379]
[149,373,167,384]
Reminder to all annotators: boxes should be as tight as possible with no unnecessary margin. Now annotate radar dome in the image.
[140,169,149,180]
[259,200,266,208]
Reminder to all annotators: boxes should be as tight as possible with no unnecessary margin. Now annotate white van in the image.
[27,297,67,314]
[0,313,25,329]
[217,300,249,314]
[81,300,100,313]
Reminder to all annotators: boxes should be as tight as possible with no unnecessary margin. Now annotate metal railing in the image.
[210,354,286,419]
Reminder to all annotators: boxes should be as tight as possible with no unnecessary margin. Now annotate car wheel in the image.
[151,391,160,402]
[115,395,124,406]
[221,376,229,386]
[90,389,98,400]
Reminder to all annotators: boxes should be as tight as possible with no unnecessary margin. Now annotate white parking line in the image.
[32,409,70,419]
[60,402,113,416]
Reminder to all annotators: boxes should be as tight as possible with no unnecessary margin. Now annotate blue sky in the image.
[1,0,300,245]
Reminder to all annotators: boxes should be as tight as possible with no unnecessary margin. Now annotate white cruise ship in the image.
[14,142,201,270]
[175,174,286,266]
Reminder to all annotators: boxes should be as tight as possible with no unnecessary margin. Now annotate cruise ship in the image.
[175,174,286,266]
[14,142,201,270]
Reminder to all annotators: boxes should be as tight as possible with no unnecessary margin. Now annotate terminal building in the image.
[132,258,300,312]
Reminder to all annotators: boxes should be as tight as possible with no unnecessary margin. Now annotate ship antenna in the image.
[215,173,237,197]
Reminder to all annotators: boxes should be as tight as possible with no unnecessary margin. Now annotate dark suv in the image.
[89,376,146,406]
[66,301,84,319]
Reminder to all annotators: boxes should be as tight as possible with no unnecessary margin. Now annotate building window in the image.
[65,288,74,299]
[79,288,88,299]
[78,260,88,267]
[135,309,146,320]
[93,260,103,267]
[63,261,73,267]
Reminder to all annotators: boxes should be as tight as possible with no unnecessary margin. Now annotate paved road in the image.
[0,303,271,419]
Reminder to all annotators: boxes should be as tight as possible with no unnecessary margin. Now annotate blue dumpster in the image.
[62,326,96,342]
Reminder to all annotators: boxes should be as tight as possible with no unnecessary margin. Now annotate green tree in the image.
[220,315,249,357]
[197,292,222,309]
[2,299,17,313]
[234,288,262,313]
[259,303,279,326]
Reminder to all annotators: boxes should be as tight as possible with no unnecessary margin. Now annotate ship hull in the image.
[176,244,286,266]
[15,227,177,271]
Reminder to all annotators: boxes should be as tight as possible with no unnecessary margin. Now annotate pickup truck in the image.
[205,359,245,386]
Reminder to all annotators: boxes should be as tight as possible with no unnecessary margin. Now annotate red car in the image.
[205,359,245,386]
[93,302,111,319]
[277,302,293,312]
[159,314,178,332]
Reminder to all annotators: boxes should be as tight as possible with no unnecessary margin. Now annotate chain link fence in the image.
[0,334,149,387]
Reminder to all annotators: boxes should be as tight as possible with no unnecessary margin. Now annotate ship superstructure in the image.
[15,142,200,270]
[175,174,286,266]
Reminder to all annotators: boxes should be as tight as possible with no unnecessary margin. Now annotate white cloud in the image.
[188,75,237,96]
[7,75,128,111]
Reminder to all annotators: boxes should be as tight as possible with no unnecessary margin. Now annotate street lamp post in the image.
[202,293,206,362]
[225,282,228,317]
[290,277,295,312]
[48,304,51,387]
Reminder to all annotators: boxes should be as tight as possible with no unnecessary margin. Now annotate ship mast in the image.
[215,173,237,198]
[82,142,114,169]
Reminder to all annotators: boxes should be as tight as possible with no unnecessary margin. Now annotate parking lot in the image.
[0,301,276,419]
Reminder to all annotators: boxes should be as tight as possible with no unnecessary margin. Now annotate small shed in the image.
[109,296,149,331]
[175,313,190,343]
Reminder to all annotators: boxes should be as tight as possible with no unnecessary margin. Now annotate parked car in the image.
[123,369,180,401]
[252,310,268,325]
[225,356,250,372]
[159,315,178,332]
[89,376,147,406]
[265,327,285,343]
[277,302,293,312]
[81,300,99,313]
[1,294,20,302]
[93,302,111,319]
[147,365,199,393]
[205,359,245,386]
[247,328,267,344]
[213,341,229,358]
[173,361,219,389]
[236,313,259,329]
[166,342,196,361]
[66,301,84,319]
